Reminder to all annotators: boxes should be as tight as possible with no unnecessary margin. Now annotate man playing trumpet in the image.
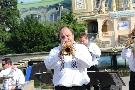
[121,29,135,90]
[44,26,93,90]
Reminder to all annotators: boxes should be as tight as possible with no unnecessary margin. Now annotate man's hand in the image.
[72,49,75,56]
[11,65,18,69]
[10,86,16,90]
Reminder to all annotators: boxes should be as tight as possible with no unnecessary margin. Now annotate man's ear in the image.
[72,34,74,39]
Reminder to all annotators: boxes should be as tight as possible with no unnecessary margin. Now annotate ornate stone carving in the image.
[112,0,116,12]
[129,0,133,10]
[93,34,102,48]
[101,0,105,14]
[74,0,86,10]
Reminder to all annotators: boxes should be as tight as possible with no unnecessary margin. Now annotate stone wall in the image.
[0,52,49,70]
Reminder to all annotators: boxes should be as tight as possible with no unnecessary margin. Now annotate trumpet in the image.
[125,30,135,50]
[125,37,134,48]
[61,42,73,56]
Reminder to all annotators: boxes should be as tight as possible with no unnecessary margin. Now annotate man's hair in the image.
[79,32,88,38]
[58,26,74,38]
[2,58,12,65]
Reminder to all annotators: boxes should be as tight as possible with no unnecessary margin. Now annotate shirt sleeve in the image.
[75,44,93,68]
[121,48,135,72]
[88,43,101,57]
[128,58,135,72]
[16,69,25,89]
[121,48,132,59]
[0,70,4,77]
[44,47,60,69]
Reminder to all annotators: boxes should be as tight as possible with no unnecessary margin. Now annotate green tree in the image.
[4,9,86,54]
[0,0,19,54]
[5,16,60,53]
[0,0,19,28]
[61,9,86,41]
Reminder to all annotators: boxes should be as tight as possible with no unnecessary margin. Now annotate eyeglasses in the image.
[2,64,6,66]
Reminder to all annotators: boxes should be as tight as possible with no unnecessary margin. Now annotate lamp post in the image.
[56,3,63,20]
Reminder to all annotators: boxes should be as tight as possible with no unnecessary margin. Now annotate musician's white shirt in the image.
[87,42,101,66]
[44,43,93,87]
[0,67,25,90]
[121,48,135,72]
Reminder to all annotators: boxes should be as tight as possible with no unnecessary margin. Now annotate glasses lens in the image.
[2,64,5,66]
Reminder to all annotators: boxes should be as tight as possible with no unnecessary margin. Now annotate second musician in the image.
[121,29,135,90]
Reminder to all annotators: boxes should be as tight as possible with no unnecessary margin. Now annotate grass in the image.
[34,79,54,89]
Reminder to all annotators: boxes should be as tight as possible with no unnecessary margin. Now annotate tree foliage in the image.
[0,0,19,54]
[61,9,86,41]
[0,0,19,28]
[5,16,59,53]
[1,9,86,54]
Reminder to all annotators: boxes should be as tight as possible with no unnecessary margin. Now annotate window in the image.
[133,0,135,7]
[123,0,128,8]
[94,0,101,10]
[105,0,111,9]
[87,21,98,33]
[133,0,135,3]
[24,14,41,21]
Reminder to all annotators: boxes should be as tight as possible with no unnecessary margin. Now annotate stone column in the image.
[129,0,133,10]
[113,19,118,46]
[101,0,105,14]
[112,0,116,12]
[97,19,103,41]
[130,17,135,33]
[118,0,123,9]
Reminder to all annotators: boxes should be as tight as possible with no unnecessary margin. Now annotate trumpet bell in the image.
[62,43,73,55]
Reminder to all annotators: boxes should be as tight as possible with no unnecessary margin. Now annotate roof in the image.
[17,0,71,9]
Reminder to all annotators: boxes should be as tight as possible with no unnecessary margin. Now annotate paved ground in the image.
[34,76,130,90]
[0,76,130,90]
[121,76,129,90]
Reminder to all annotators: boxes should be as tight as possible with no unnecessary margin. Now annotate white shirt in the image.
[44,43,93,87]
[121,49,135,72]
[87,43,101,66]
[0,67,25,90]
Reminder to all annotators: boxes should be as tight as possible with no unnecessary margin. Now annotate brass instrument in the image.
[62,42,73,56]
[125,37,134,48]
[125,29,135,52]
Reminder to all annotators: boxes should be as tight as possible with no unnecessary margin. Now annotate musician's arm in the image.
[44,47,60,69]
[0,70,5,80]
[10,87,16,90]
[75,44,93,68]
[0,77,3,80]
[88,43,101,57]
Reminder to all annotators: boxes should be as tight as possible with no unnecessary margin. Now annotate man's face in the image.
[79,37,88,46]
[2,61,9,69]
[60,27,74,46]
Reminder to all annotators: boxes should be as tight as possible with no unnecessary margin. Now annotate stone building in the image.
[72,0,135,49]
[17,0,71,23]
[18,0,135,49]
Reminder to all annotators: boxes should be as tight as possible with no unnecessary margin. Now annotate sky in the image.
[18,0,42,3]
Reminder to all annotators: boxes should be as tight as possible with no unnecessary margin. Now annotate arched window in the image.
[24,14,41,21]
[87,21,98,33]
[123,0,129,8]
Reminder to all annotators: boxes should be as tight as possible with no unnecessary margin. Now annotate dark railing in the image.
[87,33,98,41]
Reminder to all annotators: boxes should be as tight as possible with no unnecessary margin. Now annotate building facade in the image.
[72,0,135,49]
[17,0,71,23]
[18,0,135,49]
